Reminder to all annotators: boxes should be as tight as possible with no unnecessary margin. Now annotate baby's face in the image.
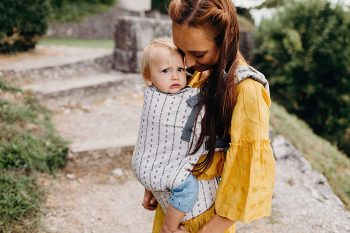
[147,46,187,94]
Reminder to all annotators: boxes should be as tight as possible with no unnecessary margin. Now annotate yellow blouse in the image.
[152,71,275,233]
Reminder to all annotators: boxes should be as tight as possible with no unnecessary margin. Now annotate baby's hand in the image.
[142,188,157,211]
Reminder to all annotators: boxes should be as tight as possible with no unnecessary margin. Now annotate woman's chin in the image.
[192,65,211,72]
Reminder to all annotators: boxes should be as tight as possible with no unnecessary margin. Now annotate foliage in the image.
[0,0,50,54]
[49,0,116,23]
[151,0,170,14]
[0,85,68,172]
[0,171,42,232]
[236,7,255,24]
[254,0,350,156]
[0,79,68,231]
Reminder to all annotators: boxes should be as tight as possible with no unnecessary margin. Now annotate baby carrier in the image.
[131,66,270,221]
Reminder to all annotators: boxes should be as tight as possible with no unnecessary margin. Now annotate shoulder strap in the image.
[181,93,201,142]
[233,66,270,96]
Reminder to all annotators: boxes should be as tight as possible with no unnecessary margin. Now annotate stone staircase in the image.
[1,45,144,163]
[2,45,350,233]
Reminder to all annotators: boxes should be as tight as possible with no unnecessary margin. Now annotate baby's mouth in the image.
[170,84,181,88]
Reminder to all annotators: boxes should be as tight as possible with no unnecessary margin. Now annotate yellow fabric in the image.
[152,204,236,233]
[152,71,275,233]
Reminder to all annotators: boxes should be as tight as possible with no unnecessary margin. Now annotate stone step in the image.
[0,45,113,85]
[23,71,144,108]
[51,83,144,165]
[67,138,136,170]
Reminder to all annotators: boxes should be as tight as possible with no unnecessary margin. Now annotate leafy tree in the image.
[151,0,170,14]
[0,0,50,53]
[254,0,350,155]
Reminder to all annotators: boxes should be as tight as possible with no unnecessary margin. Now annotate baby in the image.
[132,38,202,233]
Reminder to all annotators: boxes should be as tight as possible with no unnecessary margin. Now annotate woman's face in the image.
[172,24,220,72]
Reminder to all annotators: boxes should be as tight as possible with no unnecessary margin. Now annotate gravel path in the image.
[37,130,350,233]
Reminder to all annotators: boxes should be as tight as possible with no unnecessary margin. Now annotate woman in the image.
[143,0,275,232]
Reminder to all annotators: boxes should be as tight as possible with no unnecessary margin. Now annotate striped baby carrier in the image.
[131,66,269,221]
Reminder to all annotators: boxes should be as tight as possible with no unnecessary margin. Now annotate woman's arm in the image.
[200,79,275,232]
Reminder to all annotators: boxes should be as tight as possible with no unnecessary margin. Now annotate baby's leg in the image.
[162,206,185,233]
[162,174,199,233]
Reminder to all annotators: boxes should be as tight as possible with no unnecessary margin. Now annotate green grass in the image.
[49,2,114,23]
[0,79,68,232]
[39,38,114,49]
[0,171,42,233]
[271,102,350,209]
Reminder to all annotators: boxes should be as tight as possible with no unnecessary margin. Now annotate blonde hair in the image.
[141,37,180,81]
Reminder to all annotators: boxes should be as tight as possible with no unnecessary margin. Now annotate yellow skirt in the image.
[152,204,236,233]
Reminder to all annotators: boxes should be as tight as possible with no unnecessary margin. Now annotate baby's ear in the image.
[146,79,153,87]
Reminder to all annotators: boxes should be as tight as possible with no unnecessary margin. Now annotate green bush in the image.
[254,0,350,156]
[151,0,169,14]
[0,0,50,54]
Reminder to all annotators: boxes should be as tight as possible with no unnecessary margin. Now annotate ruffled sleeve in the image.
[214,78,275,223]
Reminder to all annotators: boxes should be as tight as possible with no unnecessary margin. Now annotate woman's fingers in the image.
[178,225,190,233]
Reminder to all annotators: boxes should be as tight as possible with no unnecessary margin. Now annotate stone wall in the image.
[113,15,172,73]
[113,15,255,73]
[45,6,144,39]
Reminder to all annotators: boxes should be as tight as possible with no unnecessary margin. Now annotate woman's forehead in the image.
[172,24,215,52]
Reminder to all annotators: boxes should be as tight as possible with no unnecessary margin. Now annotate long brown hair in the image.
[168,0,241,174]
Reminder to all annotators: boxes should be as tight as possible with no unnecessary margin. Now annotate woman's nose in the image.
[185,56,196,68]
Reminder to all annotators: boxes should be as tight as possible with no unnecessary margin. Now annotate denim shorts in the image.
[168,174,199,213]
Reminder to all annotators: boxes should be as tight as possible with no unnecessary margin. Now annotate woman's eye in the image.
[193,53,205,58]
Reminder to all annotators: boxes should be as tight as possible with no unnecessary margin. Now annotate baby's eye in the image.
[162,69,169,73]
[178,67,185,72]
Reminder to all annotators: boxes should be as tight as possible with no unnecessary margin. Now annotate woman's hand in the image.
[160,225,189,233]
[142,188,158,211]
[197,214,235,233]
